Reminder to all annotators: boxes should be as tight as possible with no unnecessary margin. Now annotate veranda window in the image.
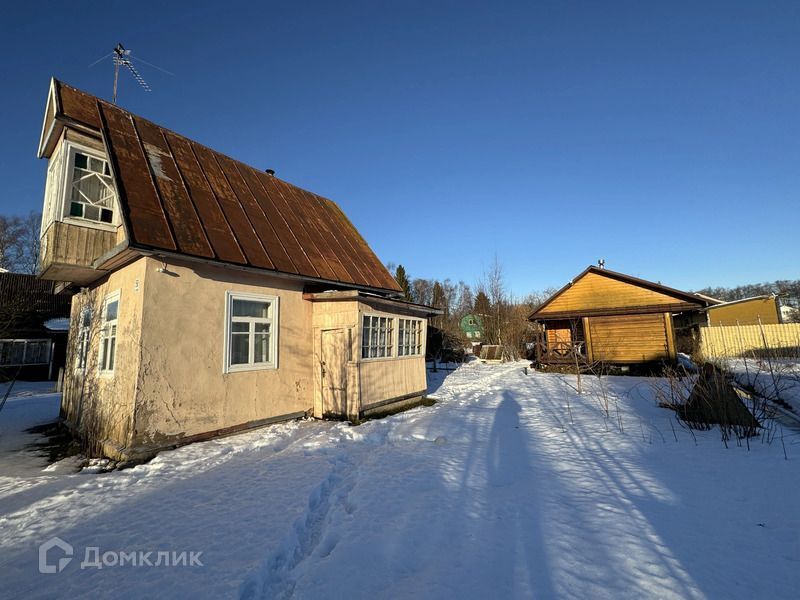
[0,340,51,366]
[398,318,423,356]
[361,315,393,359]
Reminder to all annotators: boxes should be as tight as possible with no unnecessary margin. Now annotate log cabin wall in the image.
[586,313,676,363]
[531,267,705,365]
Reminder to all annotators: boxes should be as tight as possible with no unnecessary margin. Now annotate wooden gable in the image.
[531,267,706,320]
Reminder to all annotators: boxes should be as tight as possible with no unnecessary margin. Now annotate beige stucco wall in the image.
[132,257,314,447]
[61,257,146,453]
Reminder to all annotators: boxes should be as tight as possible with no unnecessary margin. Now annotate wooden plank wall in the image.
[41,221,117,270]
[540,271,686,314]
[706,298,781,327]
[588,313,671,363]
[699,323,800,359]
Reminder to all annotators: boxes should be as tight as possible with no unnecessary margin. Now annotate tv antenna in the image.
[89,43,173,104]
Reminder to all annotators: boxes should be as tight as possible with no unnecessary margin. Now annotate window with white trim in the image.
[361,315,394,359]
[68,150,115,224]
[398,318,423,356]
[99,292,119,373]
[225,292,278,372]
[41,142,117,234]
[76,305,92,371]
[0,339,51,366]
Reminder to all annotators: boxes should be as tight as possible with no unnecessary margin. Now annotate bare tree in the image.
[0,212,42,274]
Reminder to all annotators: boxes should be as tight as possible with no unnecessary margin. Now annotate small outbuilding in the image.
[704,295,782,327]
[529,266,714,366]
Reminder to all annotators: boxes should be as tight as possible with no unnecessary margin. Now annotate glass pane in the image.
[73,174,107,206]
[231,333,249,365]
[74,153,88,169]
[89,157,103,173]
[255,323,270,333]
[232,299,269,318]
[81,308,92,327]
[28,342,48,364]
[232,322,249,333]
[84,204,101,221]
[70,202,83,217]
[100,208,113,223]
[106,300,118,321]
[253,333,270,363]
[101,338,109,369]
[108,338,116,370]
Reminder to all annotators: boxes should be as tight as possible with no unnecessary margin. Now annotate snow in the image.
[1,365,799,599]
[43,318,70,331]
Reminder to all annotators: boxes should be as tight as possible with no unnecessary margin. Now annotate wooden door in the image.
[321,329,349,417]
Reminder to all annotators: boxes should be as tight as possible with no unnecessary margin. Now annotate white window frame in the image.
[360,313,395,361]
[223,291,279,374]
[42,141,118,235]
[76,305,93,372]
[0,339,52,366]
[398,318,423,357]
[98,291,120,375]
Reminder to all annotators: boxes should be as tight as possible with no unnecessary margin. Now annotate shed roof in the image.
[39,79,401,294]
[529,266,713,320]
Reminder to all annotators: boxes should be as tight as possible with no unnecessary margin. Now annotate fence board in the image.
[699,323,800,359]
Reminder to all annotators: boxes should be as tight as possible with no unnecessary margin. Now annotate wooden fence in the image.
[699,323,800,360]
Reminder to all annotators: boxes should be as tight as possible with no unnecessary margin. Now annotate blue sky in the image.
[1,1,798,295]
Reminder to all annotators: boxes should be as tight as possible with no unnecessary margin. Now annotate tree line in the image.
[697,280,800,308]
[389,259,558,359]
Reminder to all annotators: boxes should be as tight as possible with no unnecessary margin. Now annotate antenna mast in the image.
[112,43,151,103]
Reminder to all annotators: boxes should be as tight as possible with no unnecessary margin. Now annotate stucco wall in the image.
[132,257,313,447]
[61,257,146,453]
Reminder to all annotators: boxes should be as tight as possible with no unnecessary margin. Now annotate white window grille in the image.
[68,150,115,224]
[99,292,119,373]
[398,318,423,356]
[224,292,278,373]
[76,305,92,371]
[361,315,394,359]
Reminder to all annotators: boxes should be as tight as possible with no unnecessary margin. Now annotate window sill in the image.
[62,217,118,233]
[224,363,278,374]
[360,354,422,363]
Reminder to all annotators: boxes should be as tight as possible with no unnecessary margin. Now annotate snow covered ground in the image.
[0,363,798,599]
[726,357,800,414]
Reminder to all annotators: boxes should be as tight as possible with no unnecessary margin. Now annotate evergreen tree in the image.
[473,290,491,317]
[394,264,413,301]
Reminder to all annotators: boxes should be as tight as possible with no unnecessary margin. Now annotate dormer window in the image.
[41,140,117,234]
[69,151,115,224]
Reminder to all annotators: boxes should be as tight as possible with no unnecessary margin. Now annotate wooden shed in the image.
[529,266,712,366]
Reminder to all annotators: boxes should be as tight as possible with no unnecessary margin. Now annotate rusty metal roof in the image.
[49,80,401,293]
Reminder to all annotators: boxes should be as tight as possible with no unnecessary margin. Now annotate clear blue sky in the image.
[1,1,798,295]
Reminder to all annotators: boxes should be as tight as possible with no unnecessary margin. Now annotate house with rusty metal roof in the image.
[36,78,439,460]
